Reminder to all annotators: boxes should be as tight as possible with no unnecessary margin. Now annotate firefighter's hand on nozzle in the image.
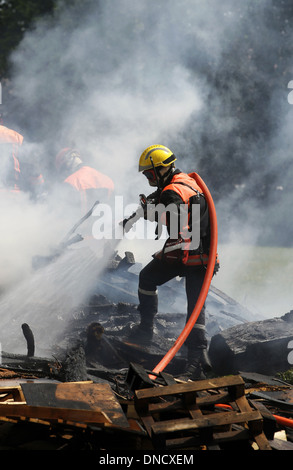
[120,206,144,233]
[120,192,159,233]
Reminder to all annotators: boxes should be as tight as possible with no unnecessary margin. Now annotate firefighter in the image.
[0,124,23,193]
[55,147,114,212]
[128,144,219,379]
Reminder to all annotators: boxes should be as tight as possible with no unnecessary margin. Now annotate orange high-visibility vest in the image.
[0,125,23,192]
[64,166,114,211]
[162,172,203,202]
[0,125,23,145]
[159,172,218,266]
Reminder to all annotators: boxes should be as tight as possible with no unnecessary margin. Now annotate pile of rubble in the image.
[209,311,293,376]
[0,360,292,451]
[0,251,292,451]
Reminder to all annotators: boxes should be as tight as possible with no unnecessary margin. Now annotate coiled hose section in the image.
[150,173,218,378]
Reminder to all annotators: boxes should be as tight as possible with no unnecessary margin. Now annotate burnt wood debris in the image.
[0,250,292,450]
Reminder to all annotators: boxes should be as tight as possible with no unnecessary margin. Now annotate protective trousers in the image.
[138,257,207,351]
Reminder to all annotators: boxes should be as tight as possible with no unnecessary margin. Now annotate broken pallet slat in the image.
[150,410,263,449]
[151,409,263,434]
[150,407,268,450]
[249,399,277,440]
[0,403,111,425]
[234,395,272,450]
[268,438,293,450]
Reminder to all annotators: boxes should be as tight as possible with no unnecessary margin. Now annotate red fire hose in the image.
[272,414,293,429]
[150,173,218,378]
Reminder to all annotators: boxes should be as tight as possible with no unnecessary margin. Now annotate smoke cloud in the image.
[1,0,293,353]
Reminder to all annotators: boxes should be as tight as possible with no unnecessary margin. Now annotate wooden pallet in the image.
[134,375,272,450]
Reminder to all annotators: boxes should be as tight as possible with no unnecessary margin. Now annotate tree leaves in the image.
[0,0,56,77]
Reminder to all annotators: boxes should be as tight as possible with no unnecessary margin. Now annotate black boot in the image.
[194,348,212,375]
[180,348,212,381]
[127,287,157,343]
[127,320,153,343]
[127,311,155,344]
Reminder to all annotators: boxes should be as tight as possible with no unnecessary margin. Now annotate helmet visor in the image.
[143,168,157,183]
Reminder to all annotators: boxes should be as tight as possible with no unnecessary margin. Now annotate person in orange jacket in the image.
[126,144,219,380]
[0,124,23,193]
[55,148,114,213]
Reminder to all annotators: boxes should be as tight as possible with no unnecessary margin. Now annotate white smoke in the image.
[2,0,208,285]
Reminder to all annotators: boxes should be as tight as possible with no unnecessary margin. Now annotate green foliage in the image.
[276,369,293,385]
[0,0,56,77]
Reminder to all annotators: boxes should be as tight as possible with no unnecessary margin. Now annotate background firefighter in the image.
[55,147,114,213]
[126,144,219,380]
[0,124,23,193]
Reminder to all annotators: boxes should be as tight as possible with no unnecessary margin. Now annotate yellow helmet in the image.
[138,145,176,172]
